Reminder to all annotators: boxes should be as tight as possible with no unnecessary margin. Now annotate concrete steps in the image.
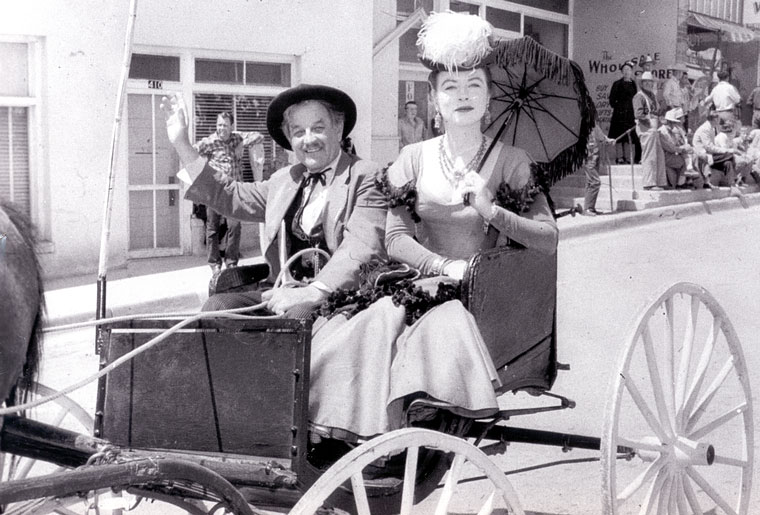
[550,164,759,212]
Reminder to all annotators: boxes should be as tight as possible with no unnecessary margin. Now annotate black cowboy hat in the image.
[266,84,357,151]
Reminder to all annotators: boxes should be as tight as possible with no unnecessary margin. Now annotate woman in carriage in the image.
[307,11,558,447]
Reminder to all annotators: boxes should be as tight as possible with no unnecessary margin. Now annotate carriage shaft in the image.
[1,415,100,468]
[469,423,633,454]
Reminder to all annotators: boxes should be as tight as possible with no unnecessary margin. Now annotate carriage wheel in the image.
[601,282,753,514]
[292,427,524,515]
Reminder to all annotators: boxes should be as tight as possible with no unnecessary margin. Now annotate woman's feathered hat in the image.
[417,10,496,71]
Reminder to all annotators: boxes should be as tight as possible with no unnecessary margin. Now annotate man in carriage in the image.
[161,85,388,316]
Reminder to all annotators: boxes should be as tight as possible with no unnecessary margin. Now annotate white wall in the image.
[2,0,375,278]
[574,0,679,130]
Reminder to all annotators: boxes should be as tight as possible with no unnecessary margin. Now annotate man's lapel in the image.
[323,152,351,250]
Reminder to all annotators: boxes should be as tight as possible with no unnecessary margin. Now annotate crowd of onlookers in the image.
[582,56,760,215]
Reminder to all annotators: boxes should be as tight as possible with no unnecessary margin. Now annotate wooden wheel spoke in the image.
[663,297,676,418]
[436,454,466,515]
[686,465,738,515]
[618,456,666,503]
[350,472,371,515]
[675,295,700,414]
[712,454,749,468]
[678,318,719,430]
[689,402,747,440]
[399,446,419,515]
[641,326,673,436]
[624,376,670,443]
[686,356,735,434]
[641,326,674,436]
[674,476,691,515]
[681,474,704,514]
[639,466,669,515]
[617,436,667,454]
[655,471,674,515]
[476,491,496,515]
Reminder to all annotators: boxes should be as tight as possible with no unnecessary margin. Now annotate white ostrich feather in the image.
[417,10,493,71]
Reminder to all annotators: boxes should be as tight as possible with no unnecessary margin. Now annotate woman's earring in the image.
[434,109,442,130]
[484,101,491,125]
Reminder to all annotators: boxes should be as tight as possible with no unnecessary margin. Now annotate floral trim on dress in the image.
[318,277,461,326]
[375,168,421,223]
[494,179,540,214]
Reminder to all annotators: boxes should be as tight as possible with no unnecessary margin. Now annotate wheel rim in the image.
[602,282,754,514]
[292,427,524,515]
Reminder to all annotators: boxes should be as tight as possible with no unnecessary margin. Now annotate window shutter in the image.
[194,93,285,181]
[0,106,31,214]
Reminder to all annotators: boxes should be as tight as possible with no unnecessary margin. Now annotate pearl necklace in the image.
[437,135,488,191]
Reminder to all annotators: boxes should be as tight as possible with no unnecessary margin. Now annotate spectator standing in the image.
[608,61,639,164]
[581,123,615,216]
[746,83,760,129]
[702,70,741,122]
[398,100,427,150]
[663,64,688,111]
[658,108,692,189]
[633,72,667,189]
[194,112,263,275]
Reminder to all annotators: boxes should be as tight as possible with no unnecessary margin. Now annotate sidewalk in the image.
[43,190,760,328]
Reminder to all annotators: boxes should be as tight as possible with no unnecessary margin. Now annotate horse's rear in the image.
[0,201,43,405]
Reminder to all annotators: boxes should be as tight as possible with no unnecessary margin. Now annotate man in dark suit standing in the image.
[161,85,387,315]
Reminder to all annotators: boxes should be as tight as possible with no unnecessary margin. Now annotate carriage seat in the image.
[211,246,558,395]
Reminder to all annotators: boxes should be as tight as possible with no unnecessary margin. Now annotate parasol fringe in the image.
[493,35,572,86]
[531,60,597,193]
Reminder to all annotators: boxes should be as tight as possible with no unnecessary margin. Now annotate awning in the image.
[687,12,757,43]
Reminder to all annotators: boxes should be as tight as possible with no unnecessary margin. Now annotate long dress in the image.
[633,90,667,188]
[608,78,638,140]
[308,137,557,441]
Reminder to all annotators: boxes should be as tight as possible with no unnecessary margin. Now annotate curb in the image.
[559,191,760,241]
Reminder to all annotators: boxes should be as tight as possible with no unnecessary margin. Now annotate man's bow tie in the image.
[303,168,330,186]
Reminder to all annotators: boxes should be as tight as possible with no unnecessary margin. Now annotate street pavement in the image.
[30,198,760,513]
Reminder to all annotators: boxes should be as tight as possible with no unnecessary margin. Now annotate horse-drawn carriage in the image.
[0,241,754,514]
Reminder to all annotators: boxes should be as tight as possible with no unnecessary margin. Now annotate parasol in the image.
[482,36,596,190]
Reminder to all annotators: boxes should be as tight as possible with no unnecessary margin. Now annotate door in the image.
[127,93,181,256]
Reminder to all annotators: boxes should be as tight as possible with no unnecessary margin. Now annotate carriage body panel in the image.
[97,318,311,473]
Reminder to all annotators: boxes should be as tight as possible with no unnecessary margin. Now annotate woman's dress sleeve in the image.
[487,147,558,254]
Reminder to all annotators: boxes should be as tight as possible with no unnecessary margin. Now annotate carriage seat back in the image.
[462,246,557,394]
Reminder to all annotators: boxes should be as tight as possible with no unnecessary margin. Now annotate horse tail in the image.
[1,200,44,405]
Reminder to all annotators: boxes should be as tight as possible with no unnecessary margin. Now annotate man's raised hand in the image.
[159,93,190,146]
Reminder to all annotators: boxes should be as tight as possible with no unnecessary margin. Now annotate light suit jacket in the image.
[185,152,388,290]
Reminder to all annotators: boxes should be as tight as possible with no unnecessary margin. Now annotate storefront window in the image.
[486,7,521,33]
[524,16,568,57]
[397,0,434,63]
[508,0,569,15]
[449,1,480,15]
[129,54,180,82]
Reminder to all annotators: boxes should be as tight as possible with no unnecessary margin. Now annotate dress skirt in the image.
[637,120,667,188]
[309,297,501,441]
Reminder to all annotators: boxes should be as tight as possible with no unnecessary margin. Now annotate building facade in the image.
[575,0,759,131]
[1,1,574,278]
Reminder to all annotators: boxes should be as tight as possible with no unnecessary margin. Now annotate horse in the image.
[0,200,43,406]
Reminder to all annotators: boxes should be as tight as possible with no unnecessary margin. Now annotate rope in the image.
[4,248,332,415]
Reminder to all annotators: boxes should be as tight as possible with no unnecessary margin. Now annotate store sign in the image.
[405,81,415,102]
[147,80,163,90]
[744,1,760,28]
